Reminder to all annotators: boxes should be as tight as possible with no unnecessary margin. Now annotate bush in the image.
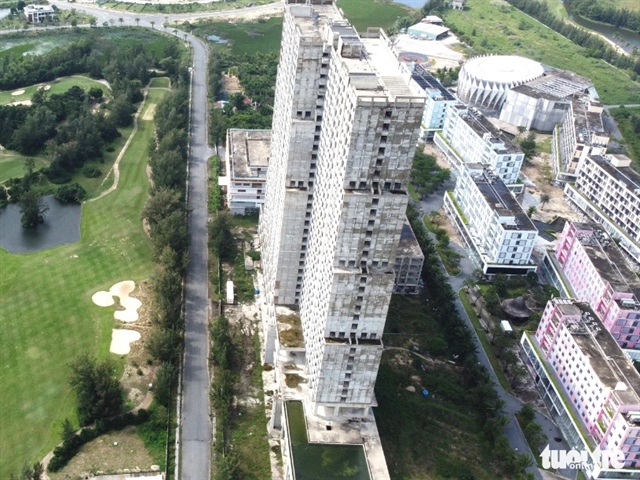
[82,165,102,178]
[55,183,87,203]
[45,164,73,184]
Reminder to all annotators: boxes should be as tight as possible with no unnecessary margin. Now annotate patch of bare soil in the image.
[223,73,242,95]
[520,154,583,223]
[48,426,156,480]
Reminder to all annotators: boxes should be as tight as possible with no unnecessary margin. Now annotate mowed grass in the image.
[149,77,170,88]
[0,153,47,184]
[0,75,110,105]
[337,0,413,32]
[0,87,168,479]
[443,0,640,105]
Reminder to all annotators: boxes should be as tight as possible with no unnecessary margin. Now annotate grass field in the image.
[192,17,284,55]
[594,0,640,10]
[0,75,110,105]
[442,0,640,105]
[0,152,47,184]
[99,0,273,14]
[0,86,167,479]
[337,0,413,32]
[149,77,170,88]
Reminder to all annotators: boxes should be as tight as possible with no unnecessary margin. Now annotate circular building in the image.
[457,55,544,110]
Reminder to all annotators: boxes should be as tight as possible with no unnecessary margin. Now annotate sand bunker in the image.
[142,104,156,121]
[92,280,143,322]
[44,85,50,91]
[11,89,25,96]
[109,329,141,355]
[9,100,32,106]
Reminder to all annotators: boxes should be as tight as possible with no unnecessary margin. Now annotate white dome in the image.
[458,55,544,110]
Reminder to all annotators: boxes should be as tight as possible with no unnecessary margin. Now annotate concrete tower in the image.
[259,0,425,414]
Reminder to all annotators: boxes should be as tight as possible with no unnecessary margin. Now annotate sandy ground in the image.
[11,89,25,96]
[92,280,143,322]
[8,100,32,106]
[141,104,156,121]
[222,73,242,95]
[393,33,465,69]
[519,153,584,223]
[110,329,141,355]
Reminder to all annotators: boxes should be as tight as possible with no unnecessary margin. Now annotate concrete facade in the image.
[551,99,609,186]
[259,0,425,417]
[393,219,424,294]
[444,163,536,275]
[24,4,55,22]
[564,154,640,264]
[435,104,525,187]
[407,64,457,142]
[225,129,270,215]
[522,298,640,479]
[555,222,640,353]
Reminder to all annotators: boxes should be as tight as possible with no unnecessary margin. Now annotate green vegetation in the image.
[191,17,284,55]
[516,405,545,468]
[459,290,513,393]
[209,156,223,213]
[99,0,273,15]
[0,86,167,478]
[0,153,46,184]
[0,7,95,29]
[565,0,640,30]
[149,77,170,88]
[407,183,420,201]
[137,404,171,469]
[423,212,462,276]
[0,75,110,106]
[336,0,413,32]
[442,0,640,104]
[610,106,640,167]
[410,149,450,198]
[446,190,468,224]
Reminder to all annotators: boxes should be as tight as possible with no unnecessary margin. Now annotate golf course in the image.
[0,82,168,477]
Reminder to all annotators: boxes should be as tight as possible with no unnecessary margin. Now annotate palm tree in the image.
[173,29,178,36]
[89,18,97,27]
[118,17,123,27]
[527,205,537,217]
[109,18,115,26]
[135,17,140,27]
[102,21,109,27]
[150,20,155,29]
[539,193,550,210]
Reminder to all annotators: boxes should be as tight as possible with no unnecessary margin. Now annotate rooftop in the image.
[570,97,607,144]
[586,155,640,195]
[511,67,593,101]
[452,105,523,155]
[396,218,424,258]
[552,299,640,406]
[571,222,640,293]
[462,55,544,85]
[228,129,271,180]
[469,165,536,231]
[411,64,455,101]
[407,22,450,37]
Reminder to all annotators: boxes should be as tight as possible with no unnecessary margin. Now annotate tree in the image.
[118,17,123,26]
[135,17,140,26]
[143,188,184,228]
[150,20,155,29]
[19,190,48,228]
[60,418,76,443]
[70,18,78,28]
[68,354,124,426]
[55,183,87,203]
[526,205,536,217]
[519,131,537,159]
[154,362,177,407]
[209,212,235,261]
[539,193,550,210]
[89,18,96,27]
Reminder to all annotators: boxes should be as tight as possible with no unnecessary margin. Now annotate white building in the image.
[259,0,424,416]
[408,64,457,142]
[24,4,55,22]
[444,164,537,275]
[551,98,609,185]
[435,104,525,188]
[225,129,270,215]
[565,154,640,264]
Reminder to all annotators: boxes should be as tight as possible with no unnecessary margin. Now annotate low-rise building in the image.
[408,64,457,142]
[225,129,271,215]
[553,222,640,354]
[499,68,594,133]
[444,163,536,275]
[24,4,55,22]
[435,104,525,188]
[393,219,424,294]
[551,98,609,185]
[407,22,450,40]
[565,154,640,264]
[522,298,640,479]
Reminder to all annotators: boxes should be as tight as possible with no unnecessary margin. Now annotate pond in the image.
[562,1,640,55]
[0,195,82,253]
[207,34,229,45]
[285,401,371,480]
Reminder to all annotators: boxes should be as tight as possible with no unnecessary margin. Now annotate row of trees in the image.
[565,0,640,33]
[405,203,534,478]
[610,106,640,163]
[503,0,640,78]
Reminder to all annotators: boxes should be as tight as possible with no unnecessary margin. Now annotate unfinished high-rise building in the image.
[259,0,425,415]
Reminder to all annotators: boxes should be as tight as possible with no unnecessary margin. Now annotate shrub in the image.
[55,183,87,203]
[83,165,102,178]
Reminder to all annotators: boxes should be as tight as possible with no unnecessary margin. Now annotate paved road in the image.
[180,33,214,480]
[416,183,574,479]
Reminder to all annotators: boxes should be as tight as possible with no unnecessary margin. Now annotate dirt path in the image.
[89,90,148,203]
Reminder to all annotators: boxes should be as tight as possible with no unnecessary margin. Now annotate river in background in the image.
[562,1,640,54]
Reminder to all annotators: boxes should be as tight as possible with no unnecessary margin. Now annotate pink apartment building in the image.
[523,298,640,477]
[555,222,640,351]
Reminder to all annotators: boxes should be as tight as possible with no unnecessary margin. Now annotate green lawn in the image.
[442,0,640,105]
[0,87,167,479]
[149,77,170,88]
[0,75,110,106]
[337,0,413,32]
[0,153,47,184]
[192,17,284,55]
